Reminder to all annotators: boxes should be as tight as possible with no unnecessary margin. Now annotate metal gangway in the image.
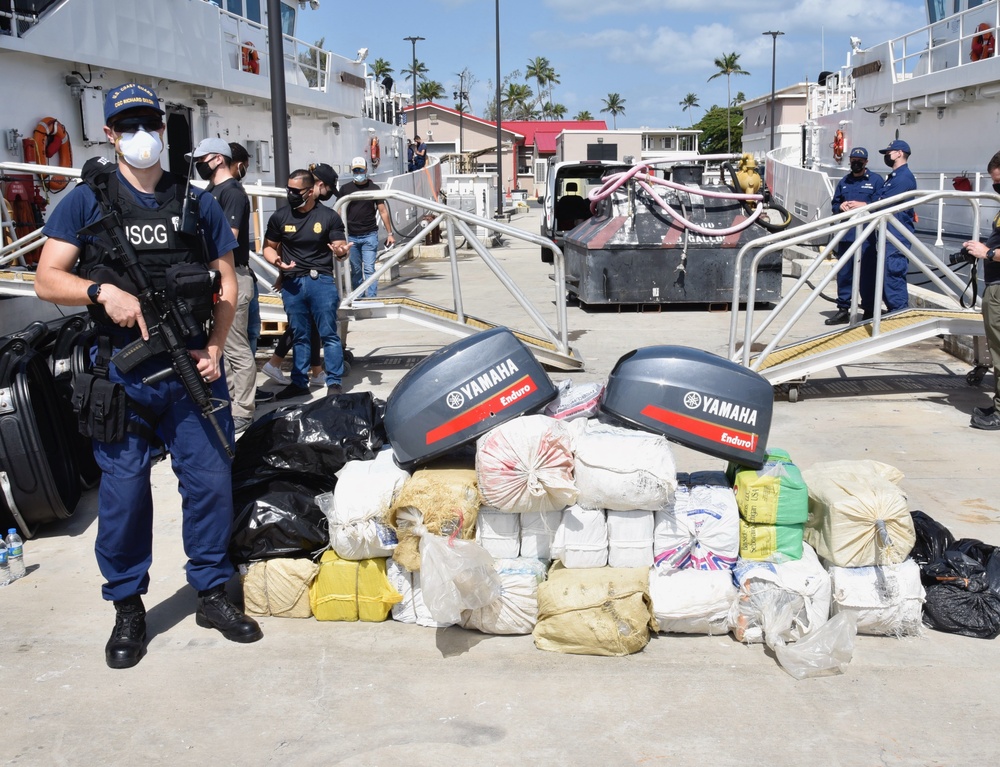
[1,162,582,370]
[727,188,990,397]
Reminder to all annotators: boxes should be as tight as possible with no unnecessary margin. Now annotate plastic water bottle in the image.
[6,528,25,581]
[0,538,10,587]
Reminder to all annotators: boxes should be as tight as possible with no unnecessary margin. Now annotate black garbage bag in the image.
[229,391,387,563]
[230,477,331,563]
[232,391,387,486]
[922,539,1000,639]
[909,510,956,571]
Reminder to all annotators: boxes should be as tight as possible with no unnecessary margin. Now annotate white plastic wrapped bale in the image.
[802,460,915,568]
[569,418,677,511]
[552,505,609,568]
[476,414,578,513]
[653,472,739,571]
[648,567,737,635]
[729,543,832,645]
[544,379,604,421]
[319,448,410,560]
[461,558,548,635]
[385,557,452,628]
[607,510,654,568]
[476,506,521,558]
[829,560,925,636]
[519,510,562,560]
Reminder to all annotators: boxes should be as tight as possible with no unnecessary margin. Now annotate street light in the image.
[404,35,424,145]
[762,30,784,152]
[495,0,502,219]
[453,72,468,162]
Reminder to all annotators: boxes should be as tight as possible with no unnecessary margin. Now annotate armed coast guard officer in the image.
[35,83,262,670]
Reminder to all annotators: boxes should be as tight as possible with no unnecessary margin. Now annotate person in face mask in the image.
[262,169,351,400]
[824,146,884,325]
[859,139,917,318]
[186,138,255,432]
[960,149,1000,430]
[310,162,340,205]
[34,83,260,669]
[338,156,395,298]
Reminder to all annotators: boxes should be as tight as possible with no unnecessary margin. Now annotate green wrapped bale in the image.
[730,448,809,526]
[739,519,804,562]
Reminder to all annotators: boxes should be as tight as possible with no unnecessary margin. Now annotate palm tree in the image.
[371,58,393,80]
[680,92,700,127]
[574,110,593,121]
[600,93,626,129]
[708,52,750,152]
[417,80,445,102]
[525,56,551,110]
[401,58,428,87]
[550,103,567,120]
[545,68,561,104]
[501,82,534,119]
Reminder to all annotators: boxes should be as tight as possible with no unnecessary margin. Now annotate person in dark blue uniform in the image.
[825,147,883,325]
[34,83,262,669]
[861,139,917,317]
[961,149,1000,431]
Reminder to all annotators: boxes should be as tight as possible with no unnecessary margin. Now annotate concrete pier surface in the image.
[3,205,997,767]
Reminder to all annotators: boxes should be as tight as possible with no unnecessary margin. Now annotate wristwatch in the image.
[87,283,102,304]
[989,248,996,261]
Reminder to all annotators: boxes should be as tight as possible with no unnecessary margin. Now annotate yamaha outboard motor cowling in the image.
[600,345,773,468]
[384,328,558,470]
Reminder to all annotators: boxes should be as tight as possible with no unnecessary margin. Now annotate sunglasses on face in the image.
[111,116,164,133]
[286,185,310,193]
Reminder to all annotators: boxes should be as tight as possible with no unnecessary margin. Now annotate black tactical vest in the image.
[78,171,209,325]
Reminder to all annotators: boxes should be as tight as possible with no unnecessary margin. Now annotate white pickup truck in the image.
[539,160,631,263]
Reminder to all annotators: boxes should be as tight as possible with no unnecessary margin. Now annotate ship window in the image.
[246,0,261,22]
[926,0,946,23]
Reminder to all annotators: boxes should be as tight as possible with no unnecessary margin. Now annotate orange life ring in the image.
[971,24,995,61]
[241,41,260,74]
[32,117,73,194]
[370,136,381,169]
[832,129,845,163]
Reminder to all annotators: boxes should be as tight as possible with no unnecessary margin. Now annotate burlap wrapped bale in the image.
[533,563,658,656]
[242,558,320,618]
[385,466,479,571]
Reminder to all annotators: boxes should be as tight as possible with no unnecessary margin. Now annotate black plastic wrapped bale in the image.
[384,328,558,470]
[0,326,81,537]
[229,391,387,563]
[921,539,1000,639]
[600,345,773,468]
[561,175,782,306]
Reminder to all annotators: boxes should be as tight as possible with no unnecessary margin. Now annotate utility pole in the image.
[404,35,424,144]
[453,72,468,162]
[763,30,784,152]
[495,0,502,219]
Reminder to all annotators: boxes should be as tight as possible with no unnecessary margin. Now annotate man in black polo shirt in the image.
[189,138,255,430]
[263,169,350,399]
[339,156,394,297]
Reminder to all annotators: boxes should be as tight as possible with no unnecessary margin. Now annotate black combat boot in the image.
[196,586,263,643]
[106,595,146,670]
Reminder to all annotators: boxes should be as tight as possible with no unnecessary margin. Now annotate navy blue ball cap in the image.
[104,83,164,124]
[849,147,868,160]
[879,139,911,155]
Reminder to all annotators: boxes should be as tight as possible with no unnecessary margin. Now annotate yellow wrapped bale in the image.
[533,563,658,656]
[385,466,480,571]
[242,558,319,618]
[309,550,402,622]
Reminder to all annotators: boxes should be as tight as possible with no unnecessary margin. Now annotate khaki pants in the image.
[985,282,1000,410]
[224,265,256,419]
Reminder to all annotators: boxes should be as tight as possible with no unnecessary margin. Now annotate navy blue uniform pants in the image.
[93,350,235,602]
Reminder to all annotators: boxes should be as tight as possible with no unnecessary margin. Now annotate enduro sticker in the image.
[640,403,759,453]
[426,375,538,445]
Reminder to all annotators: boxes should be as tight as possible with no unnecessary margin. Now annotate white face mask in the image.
[117,128,163,169]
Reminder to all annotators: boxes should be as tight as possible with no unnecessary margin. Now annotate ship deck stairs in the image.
[728,188,990,395]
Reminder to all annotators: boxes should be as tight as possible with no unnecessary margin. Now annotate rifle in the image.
[78,158,234,458]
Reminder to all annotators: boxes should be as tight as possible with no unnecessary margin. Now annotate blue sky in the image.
[307,0,930,128]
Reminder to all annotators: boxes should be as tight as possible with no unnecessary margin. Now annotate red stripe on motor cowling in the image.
[426,375,537,445]
[640,403,758,453]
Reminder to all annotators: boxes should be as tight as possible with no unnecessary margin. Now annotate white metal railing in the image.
[727,188,989,370]
[892,4,1000,81]
[332,187,573,360]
